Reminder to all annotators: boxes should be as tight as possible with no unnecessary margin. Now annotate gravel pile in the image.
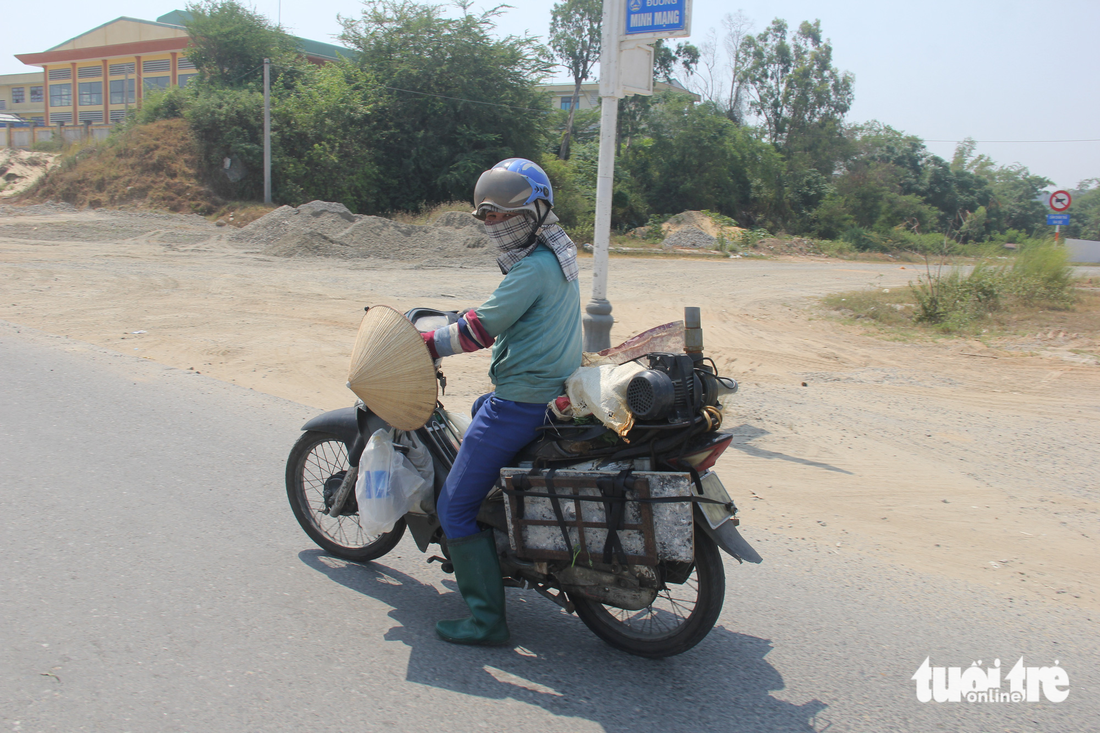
[231,200,495,265]
[662,225,717,249]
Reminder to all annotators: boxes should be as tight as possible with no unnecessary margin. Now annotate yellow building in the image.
[12,10,348,127]
[0,72,47,124]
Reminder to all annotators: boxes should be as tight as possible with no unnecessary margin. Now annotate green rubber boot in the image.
[435,530,510,646]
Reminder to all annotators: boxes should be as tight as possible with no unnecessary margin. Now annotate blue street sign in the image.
[1047,214,1070,226]
[626,0,689,35]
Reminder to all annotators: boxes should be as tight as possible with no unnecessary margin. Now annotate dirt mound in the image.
[233,200,494,265]
[20,118,224,215]
[0,149,60,199]
[662,210,743,240]
[662,225,717,249]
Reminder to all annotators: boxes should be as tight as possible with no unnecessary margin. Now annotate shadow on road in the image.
[300,550,827,732]
[726,424,853,475]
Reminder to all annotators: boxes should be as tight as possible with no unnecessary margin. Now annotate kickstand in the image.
[531,582,575,614]
[427,555,454,574]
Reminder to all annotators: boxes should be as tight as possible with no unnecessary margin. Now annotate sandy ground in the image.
[0,149,60,199]
[2,206,1099,617]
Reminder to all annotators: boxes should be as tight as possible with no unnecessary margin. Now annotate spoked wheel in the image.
[571,527,726,658]
[285,430,405,562]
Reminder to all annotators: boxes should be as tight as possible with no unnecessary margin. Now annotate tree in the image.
[182,0,297,87]
[738,19,854,152]
[690,11,753,124]
[952,139,1052,235]
[1066,179,1100,241]
[652,39,699,83]
[549,0,602,160]
[340,1,553,210]
[620,96,777,224]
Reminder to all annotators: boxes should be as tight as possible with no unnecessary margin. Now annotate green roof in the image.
[155,9,354,61]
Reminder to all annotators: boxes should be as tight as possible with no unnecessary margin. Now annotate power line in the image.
[378,85,553,113]
[924,138,1100,144]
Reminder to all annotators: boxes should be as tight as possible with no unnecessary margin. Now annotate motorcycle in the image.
[285,306,761,658]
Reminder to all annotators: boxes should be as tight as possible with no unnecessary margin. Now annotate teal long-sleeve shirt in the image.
[473,244,582,404]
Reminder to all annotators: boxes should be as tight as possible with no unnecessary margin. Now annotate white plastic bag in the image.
[564,361,646,436]
[355,428,428,535]
[394,430,434,513]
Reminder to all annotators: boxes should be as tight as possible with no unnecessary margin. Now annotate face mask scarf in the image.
[487,214,539,274]
[483,206,580,282]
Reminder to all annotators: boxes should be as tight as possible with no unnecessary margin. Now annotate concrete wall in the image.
[1067,239,1100,264]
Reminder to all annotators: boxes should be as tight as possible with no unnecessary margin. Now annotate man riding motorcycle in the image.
[419,158,582,646]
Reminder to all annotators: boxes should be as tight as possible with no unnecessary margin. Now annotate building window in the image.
[30,116,45,125]
[78,81,103,106]
[12,87,25,104]
[48,68,71,81]
[77,66,102,79]
[143,76,170,92]
[109,79,135,105]
[0,100,5,111]
[177,56,197,71]
[177,73,198,88]
[30,86,43,103]
[50,112,73,124]
[109,62,135,76]
[560,97,578,110]
[49,83,72,107]
[78,110,104,123]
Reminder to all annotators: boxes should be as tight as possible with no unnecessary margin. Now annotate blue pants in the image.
[437,393,547,540]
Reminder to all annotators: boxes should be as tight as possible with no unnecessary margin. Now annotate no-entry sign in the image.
[1049,190,1072,212]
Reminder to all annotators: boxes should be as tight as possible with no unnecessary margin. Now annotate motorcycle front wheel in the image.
[285,430,406,562]
[570,527,726,658]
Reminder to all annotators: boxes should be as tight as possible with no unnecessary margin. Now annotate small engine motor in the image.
[625,308,738,424]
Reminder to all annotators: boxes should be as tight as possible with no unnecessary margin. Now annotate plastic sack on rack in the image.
[355,428,429,535]
[564,361,646,436]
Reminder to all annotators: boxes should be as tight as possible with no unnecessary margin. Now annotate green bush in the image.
[737,228,771,249]
[910,244,1075,330]
[133,85,190,124]
[841,226,887,252]
[1006,242,1074,306]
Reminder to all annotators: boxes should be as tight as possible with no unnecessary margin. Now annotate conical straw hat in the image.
[347,305,438,431]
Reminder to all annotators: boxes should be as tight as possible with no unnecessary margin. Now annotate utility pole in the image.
[583,0,621,353]
[263,58,272,205]
[583,0,691,352]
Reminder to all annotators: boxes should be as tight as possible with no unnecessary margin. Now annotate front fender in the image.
[301,405,390,466]
[695,507,763,564]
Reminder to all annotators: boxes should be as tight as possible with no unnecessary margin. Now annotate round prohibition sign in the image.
[1049,190,1072,212]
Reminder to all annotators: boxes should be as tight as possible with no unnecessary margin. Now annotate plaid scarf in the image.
[489,214,579,282]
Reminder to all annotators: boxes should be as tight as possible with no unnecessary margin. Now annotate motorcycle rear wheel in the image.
[286,430,406,562]
[570,527,725,658]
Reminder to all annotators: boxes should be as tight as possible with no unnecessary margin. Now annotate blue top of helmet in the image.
[491,158,554,207]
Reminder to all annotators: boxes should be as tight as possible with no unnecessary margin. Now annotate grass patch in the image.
[823,288,919,330]
[911,245,1075,332]
[824,248,1099,339]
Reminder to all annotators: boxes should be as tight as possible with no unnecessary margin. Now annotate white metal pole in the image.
[263,58,272,205]
[583,0,621,352]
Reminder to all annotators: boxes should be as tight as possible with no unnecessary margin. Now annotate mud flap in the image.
[694,507,763,564]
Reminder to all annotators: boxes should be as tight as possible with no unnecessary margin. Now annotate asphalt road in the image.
[1,321,1096,733]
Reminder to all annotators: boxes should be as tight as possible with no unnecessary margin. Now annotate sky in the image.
[3,0,1098,190]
